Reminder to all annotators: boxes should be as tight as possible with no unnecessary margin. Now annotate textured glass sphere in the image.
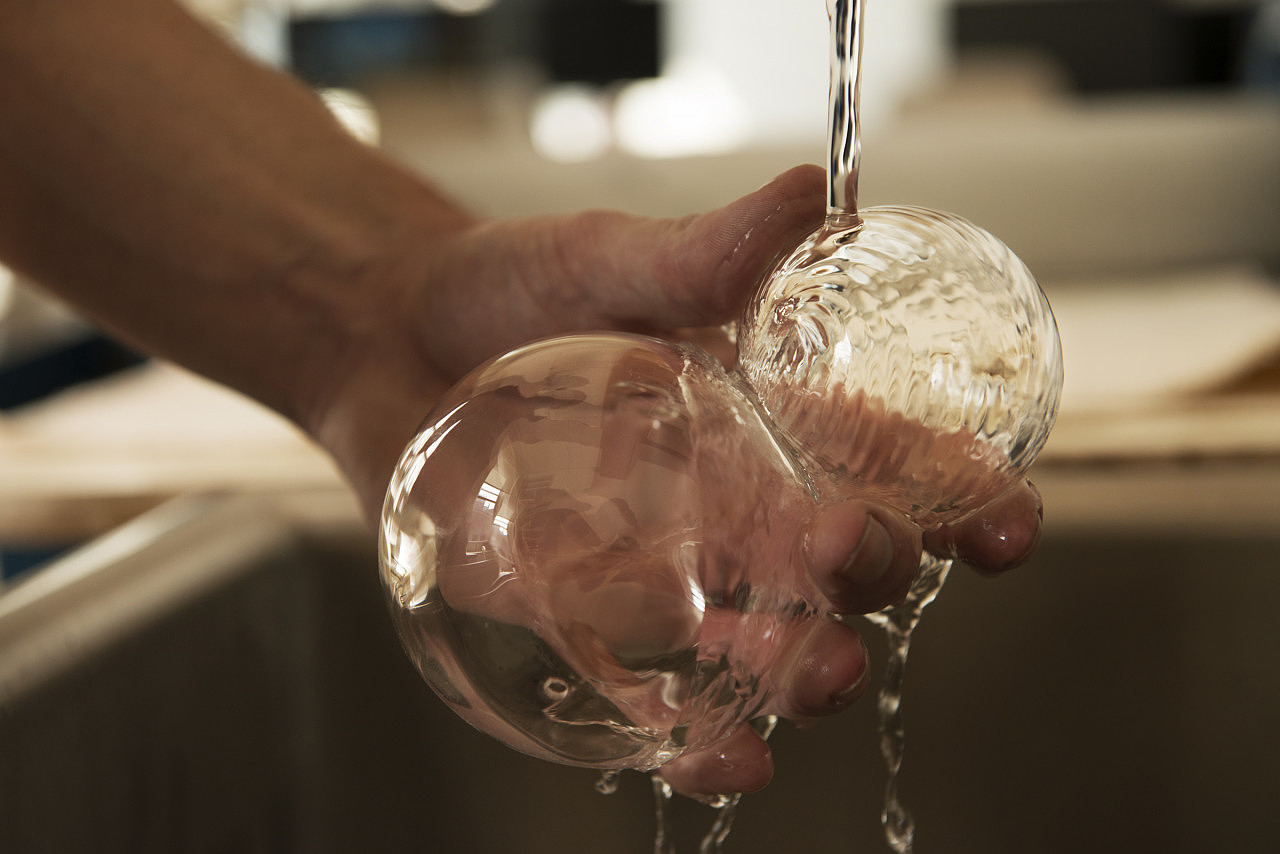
[739,207,1062,527]
[378,206,1063,771]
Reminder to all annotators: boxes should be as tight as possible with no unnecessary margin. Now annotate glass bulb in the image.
[739,207,1062,527]
[380,335,826,770]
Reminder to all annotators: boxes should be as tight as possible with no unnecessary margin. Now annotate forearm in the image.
[0,0,472,430]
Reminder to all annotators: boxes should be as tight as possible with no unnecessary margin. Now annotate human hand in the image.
[310,165,827,514]
[657,478,1042,797]
[654,351,1046,797]
[312,165,1044,798]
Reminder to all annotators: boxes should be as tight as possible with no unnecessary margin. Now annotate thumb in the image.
[601,164,826,329]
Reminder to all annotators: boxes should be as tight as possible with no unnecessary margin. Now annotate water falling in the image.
[863,558,952,852]
[828,1,947,850]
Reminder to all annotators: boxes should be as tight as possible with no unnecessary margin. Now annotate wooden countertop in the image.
[0,363,345,544]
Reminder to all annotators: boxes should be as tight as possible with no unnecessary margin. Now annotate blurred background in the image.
[2,3,1280,852]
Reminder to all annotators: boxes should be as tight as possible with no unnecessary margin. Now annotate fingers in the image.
[923,479,1044,574]
[661,617,870,799]
[767,615,870,721]
[804,480,1043,602]
[804,500,923,614]
[659,724,775,799]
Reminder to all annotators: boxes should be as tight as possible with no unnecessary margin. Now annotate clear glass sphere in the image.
[380,335,825,770]
[378,206,1063,771]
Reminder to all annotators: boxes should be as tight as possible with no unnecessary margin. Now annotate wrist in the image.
[275,171,468,422]
[291,181,475,520]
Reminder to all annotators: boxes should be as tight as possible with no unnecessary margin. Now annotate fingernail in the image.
[841,515,894,585]
[831,636,871,706]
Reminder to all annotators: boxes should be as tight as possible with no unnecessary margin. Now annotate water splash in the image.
[596,769,622,796]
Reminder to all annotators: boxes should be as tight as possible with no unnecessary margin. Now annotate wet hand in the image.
[308,163,1045,800]
[659,479,1043,798]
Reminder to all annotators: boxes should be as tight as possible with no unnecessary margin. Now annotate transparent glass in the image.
[739,207,1063,527]
[378,208,1063,772]
[380,335,829,770]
